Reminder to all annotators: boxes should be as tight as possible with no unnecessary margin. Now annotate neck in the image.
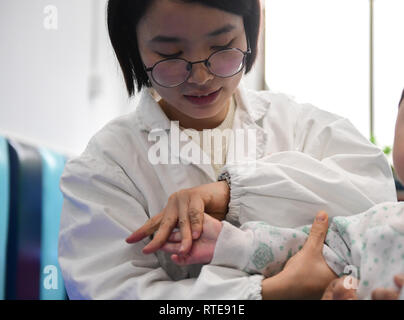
[158,98,231,131]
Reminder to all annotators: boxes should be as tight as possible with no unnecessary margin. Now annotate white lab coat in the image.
[58,81,397,300]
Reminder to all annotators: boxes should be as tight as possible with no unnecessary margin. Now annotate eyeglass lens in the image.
[151,49,245,87]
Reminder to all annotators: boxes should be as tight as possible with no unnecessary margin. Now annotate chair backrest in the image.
[0,137,10,300]
[6,140,42,300]
[39,148,67,300]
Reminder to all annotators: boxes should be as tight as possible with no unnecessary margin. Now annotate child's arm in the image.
[161,213,346,279]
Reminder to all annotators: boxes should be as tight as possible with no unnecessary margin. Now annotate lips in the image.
[183,88,222,106]
[184,88,221,98]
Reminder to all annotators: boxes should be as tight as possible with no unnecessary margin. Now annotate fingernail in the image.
[192,231,199,239]
[316,211,327,222]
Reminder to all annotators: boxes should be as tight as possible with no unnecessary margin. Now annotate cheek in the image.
[152,86,183,104]
[222,73,243,93]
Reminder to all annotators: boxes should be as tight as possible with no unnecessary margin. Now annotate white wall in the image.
[265,0,370,140]
[0,0,130,157]
[374,0,404,150]
[265,0,404,157]
[243,0,266,92]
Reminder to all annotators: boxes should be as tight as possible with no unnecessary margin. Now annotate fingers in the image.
[188,195,204,240]
[142,201,178,254]
[127,189,205,256]
[394,274,404,289]
[175,193,204,255]
[125,213,163,243]
[171,254,194,266]
[332,276,358,300]
[171,254,188,266]
[168,231,181,242]
[370,274,404,300]
[321,279,336,300]
[305,211,329,254]
[371,288,400,300]
[159,248,193,266]
[321,277,358,300]
[160,242,182,254]
[178,197,193,255]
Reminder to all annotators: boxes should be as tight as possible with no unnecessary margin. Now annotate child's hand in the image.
[159,213,223,266]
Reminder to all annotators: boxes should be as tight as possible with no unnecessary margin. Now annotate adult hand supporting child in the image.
[160,211,338,300]
[261,211,338,299]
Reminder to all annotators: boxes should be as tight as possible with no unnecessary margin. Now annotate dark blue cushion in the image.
[6,141,42,300]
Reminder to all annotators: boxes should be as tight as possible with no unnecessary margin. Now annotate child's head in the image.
[393,89,404,183]
[107,0,261,123]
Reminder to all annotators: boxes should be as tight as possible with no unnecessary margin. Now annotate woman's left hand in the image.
[126,181,230,256]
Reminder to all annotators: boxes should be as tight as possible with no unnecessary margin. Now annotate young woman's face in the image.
[137,0,247,126]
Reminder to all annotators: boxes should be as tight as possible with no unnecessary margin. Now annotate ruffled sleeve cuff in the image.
[210,220,254,272]
[219,165,248,227]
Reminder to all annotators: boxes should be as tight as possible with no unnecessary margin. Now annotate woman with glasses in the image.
[58,0,397,299]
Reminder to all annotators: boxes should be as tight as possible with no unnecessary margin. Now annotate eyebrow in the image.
[207,24,236,37]
[150,24,236,43]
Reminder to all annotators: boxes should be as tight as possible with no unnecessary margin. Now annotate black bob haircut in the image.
[107,0,261,97]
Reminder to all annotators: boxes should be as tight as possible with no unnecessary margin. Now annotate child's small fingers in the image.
[160,242,181,254]
[394,274,404,288]
[371,288,399,300]
[168,231,182,242]
[171,254,188,266]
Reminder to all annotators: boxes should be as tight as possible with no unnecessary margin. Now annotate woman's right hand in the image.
[262,211,338,299]
[126,181,230,256]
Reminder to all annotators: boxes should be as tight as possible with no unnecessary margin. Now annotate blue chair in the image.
[39,148,67,300]
[0,137,10,300]
[6,140,42,300]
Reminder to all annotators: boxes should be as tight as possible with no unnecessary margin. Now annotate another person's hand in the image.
[321,274,404,300]
[262,211,338,299]
[371,275,404,300]
[321,276,358,300]
[159,213,222,265]
[126,181,229,255]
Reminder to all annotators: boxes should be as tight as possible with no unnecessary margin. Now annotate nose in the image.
[186,61,214,85]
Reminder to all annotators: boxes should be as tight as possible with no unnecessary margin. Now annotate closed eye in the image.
[211,39,234,51]
[156,51,183,59]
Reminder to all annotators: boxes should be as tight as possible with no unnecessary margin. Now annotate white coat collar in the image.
[134,80,270,132]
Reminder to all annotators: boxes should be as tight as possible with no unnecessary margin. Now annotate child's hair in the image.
[107,0,261,97]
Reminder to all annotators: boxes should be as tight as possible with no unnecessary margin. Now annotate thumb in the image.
[305,211,329,254]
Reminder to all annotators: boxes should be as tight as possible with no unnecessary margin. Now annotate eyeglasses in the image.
[144,46,252,88]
